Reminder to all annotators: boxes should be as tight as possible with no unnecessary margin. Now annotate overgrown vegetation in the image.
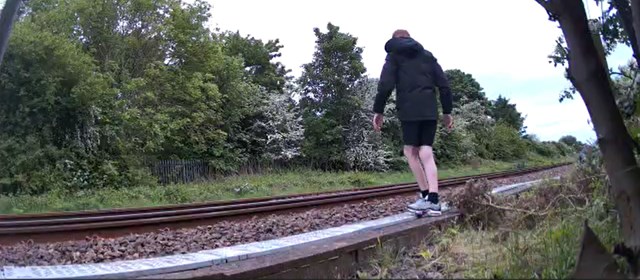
[0,0,578,198]
[356,146,620,279]
[540,0,640,276]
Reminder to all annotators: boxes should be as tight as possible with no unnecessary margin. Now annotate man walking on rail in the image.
[372,29,454,217]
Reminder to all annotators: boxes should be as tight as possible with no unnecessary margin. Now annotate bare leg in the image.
[403,145,428,192]
[418,146,438,193]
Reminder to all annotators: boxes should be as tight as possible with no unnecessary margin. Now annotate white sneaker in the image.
[408,197,429,211]
[407,195,442,216]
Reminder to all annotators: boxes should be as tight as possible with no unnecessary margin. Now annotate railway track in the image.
[0,163,570,246]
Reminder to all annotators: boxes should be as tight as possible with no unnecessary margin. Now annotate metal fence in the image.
[147,160,210,185]
[146,159,287,185]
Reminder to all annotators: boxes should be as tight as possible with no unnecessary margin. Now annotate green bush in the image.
[0,136,155,195]
[386,156,408,171]
[483,122,527,161]
[527,140,557,158]
[552,141,575,157]
[433,127,477,165]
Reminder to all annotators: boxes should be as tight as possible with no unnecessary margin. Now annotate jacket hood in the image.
[384,37,424,57]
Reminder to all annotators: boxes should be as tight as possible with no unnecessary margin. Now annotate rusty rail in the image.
[0,162,570,245]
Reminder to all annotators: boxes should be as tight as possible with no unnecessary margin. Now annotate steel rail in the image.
[0,163,566,225]
[0,162,570,245]
[0,163,567,222]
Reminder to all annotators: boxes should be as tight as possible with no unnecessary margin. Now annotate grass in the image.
[355,227,455,279]
[356,165,622,279]
[0,157,569,215]
[448,197,619,278]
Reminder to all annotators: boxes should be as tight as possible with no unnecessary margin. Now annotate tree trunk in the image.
[589,21,611,72]
[631,0,640,61]
[0,0,22,68]
[612,0,640,67]
[537,0,640,275]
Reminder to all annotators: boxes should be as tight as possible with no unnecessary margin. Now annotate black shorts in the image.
[401,120,437,147]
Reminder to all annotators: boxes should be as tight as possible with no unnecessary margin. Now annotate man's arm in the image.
[432,57,453,115]
[373,54,397,115]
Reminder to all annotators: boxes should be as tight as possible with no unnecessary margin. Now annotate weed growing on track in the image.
[0,159,567,214]
[356,163,621,279]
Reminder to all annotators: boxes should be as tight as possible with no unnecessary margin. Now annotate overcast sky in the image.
[205,0,637,143]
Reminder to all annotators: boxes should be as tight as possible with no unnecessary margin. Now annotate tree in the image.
[0,21,147,194]
[255,93,305,164]
[535,0,640,277]
[344,78,393,171]
[608,60,640,148]
[140,0,267,171]
[485,122,528,161]
[489,95,527,134]
[23,0,177,81]
[444,69,491,109]
[548,0,640,102]
[438,100,493,163]
[523,133,541,142]
[559,135,584,150]
[221,31,291,94]
[296,22,367,169]
[609,0,640,65]
[0,0,283,189]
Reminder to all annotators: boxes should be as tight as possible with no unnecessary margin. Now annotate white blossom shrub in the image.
[260,93,305,162]
[343,78,392,171]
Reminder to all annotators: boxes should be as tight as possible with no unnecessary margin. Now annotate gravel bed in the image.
[0,165,572,267]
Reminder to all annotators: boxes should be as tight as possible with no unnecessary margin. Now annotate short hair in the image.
[392,29,411,38]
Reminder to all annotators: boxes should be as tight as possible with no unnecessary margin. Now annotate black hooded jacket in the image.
[373,37,453,121]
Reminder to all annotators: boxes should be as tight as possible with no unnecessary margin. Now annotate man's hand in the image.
[442,114,453,132]
[373,113,384,132]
